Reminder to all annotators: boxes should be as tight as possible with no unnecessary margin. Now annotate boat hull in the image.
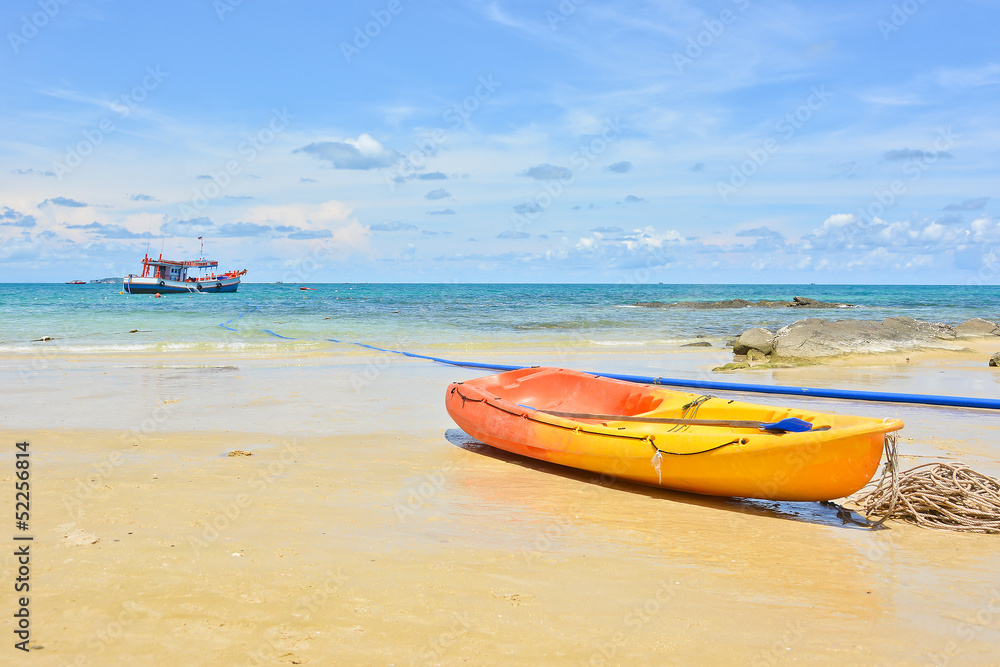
[123,275,241,294]
[445,367,904,501]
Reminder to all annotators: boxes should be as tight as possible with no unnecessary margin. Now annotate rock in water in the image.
[990,353,1000,367]
[733,328,775,355]
[712,362,751,371]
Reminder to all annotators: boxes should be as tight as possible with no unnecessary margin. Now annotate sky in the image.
[1,0,998,284]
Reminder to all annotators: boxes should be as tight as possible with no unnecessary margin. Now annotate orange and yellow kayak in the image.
[445,367,904,501]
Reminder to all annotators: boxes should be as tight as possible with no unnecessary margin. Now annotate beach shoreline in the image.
[3,344,1000,664]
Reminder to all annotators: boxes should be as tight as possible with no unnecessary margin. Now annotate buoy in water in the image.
[154,293,161,298]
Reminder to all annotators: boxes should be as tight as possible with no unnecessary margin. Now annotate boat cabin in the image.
[140,254,220,282]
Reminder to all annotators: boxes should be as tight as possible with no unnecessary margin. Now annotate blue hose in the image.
[235,309,1000,411]
[347,350,1000,410]
[593,373,1000,411]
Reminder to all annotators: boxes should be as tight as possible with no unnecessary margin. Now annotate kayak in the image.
[445,367,904,501]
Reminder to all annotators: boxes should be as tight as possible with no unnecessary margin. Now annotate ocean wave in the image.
[0,343,153,354]
[0,340,328,356]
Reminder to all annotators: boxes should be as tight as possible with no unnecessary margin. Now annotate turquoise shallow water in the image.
[1,283,999,355]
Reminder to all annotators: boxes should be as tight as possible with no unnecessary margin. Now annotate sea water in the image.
[1,283,998,356]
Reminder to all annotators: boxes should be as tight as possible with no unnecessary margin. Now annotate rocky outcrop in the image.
[955,318,1000,338]
[635,296,853,309]
[733,328,774,355]
[772,317,957,358]
[730,317,1000,360]
[991,353,1000,367]
[713,362,750,371]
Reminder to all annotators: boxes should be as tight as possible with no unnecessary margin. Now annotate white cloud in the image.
[822,213,857,229]
[802,213,1000,260]
[296,134,400,170]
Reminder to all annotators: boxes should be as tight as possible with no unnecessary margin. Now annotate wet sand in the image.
[2,346,1000,665]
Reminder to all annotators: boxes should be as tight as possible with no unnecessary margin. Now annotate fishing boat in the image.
[66,280,86,284]
[445,367,904,502]
[123,240,246,295]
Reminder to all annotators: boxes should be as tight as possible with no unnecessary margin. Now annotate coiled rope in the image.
[856,434,1000,533]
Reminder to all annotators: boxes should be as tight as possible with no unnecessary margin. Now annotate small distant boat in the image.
[446,367,904,501]
[123,242,246,295]
[299,286,317,291]
[66,280,86,284]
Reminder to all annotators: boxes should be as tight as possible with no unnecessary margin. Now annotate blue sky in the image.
[1,0,998,283]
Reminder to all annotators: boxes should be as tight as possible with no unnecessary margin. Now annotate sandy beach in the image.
[3,344,1000,665]
[5,0,1000,660]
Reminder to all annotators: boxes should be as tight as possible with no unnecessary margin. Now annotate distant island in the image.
[89,277,123,284]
